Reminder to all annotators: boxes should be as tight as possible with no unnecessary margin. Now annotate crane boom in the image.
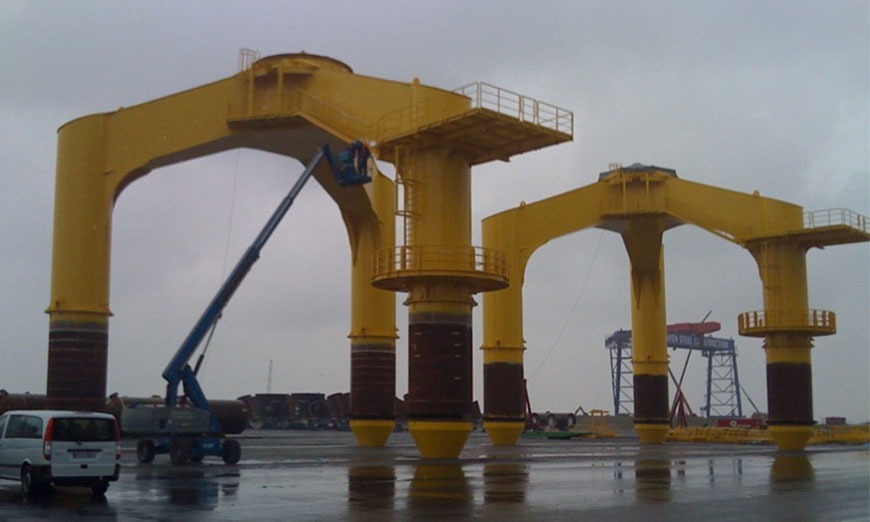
[123,142,371,465]
[162,144,369,409]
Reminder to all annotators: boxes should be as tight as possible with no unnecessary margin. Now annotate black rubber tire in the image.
[169,438,191,466]
[20,465,35,497]
[91,480,109,496]
[137,439,156,464]
[222,439,241,465]
[20,464,46,497]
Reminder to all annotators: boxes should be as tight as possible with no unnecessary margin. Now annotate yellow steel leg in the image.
[482,345,525,445]
[406,286,475,458]
[752,242,817,452]
[622,218,670,444]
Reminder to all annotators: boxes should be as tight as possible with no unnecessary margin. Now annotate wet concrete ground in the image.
[0,430,867,521]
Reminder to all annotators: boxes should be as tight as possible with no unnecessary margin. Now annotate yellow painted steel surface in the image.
[50,53,405,446]
[483,421,526,445]
[622,218,668,378]
[482,165,868,450]
[349,419,396,447]
[634,423,670,444]
[667,425,869,445]
[50,53,573,457]
[407,421,473,460]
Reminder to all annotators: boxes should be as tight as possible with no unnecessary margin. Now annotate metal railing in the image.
[289,90,373,140]
[228,86,372,140]
[738,309,836,334]
[373,245,508,280]
[237,48,260,72]
[453,82,573,135]
[375,82,573,141]
[804,208,868,233]
[374,95,465,141]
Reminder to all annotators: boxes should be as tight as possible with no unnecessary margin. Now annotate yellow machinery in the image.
[585,409,617,439]
[47,53,571,458]
[481,164,868,451]
[666,424,870,445]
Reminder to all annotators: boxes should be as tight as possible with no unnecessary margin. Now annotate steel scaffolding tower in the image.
[605,330,634,415]
[705,349,743,417]
[605,322,743,418]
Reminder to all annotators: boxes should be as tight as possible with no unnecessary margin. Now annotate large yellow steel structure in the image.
[47,53,572,458]
[482,165,868,450]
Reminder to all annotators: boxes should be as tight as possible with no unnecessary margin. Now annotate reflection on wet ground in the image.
[0,431,866,521]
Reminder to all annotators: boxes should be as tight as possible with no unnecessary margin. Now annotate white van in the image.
[0,410,121,496]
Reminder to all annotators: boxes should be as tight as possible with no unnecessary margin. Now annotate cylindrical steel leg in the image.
[482,350,525,445]
[765,333,814,450]
[47,316,108,411]
[350,339,396,446]
[406,285,475,458]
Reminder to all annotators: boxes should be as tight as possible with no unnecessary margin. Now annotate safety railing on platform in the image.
[453,82,573,135]
[375,82,573,142]
[373,245,508,280]
[738,309,836,334]
[804,208,868,233]
[289,90,373,140]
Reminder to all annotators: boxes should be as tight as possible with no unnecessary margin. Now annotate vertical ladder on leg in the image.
[394,147,422,248]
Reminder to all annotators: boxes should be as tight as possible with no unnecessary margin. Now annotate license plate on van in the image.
[70,449,100,459]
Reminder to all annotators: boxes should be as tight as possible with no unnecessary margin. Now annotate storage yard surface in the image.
[0,430,867,521]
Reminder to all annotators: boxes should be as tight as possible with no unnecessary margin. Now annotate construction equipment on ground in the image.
[121,143,372,465]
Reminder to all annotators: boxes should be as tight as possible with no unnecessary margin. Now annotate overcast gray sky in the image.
[1,1,868,423]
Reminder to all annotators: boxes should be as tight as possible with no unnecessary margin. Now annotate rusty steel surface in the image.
[0,390,48,414]
[766,363,814,424]
[47,322,108,411]
[407,318,473,421]
[350,343,395,419]
[632,374,670,423]
[482,363,524,420]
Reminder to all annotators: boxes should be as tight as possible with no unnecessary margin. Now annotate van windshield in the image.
[52,418,116,442]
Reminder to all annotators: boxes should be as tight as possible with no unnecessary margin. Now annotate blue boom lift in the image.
[123,142,372,465]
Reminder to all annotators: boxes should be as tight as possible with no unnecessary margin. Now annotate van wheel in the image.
[91,480,109,496]
[169,438,191,466]
[137,439,156,464]
[222,439,241,465]
[20,465,41,497]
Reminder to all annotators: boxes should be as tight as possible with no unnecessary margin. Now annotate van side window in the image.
[0,415,7,438]
[5,415,43,439]
[23,416,43,438]
[5,415,26,438]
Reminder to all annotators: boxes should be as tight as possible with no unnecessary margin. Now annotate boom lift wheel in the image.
[222,439,241,465]
[169,437,192,466]
[136,439,156,464]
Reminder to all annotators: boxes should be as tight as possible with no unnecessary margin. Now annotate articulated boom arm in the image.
[162,144,370,412]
